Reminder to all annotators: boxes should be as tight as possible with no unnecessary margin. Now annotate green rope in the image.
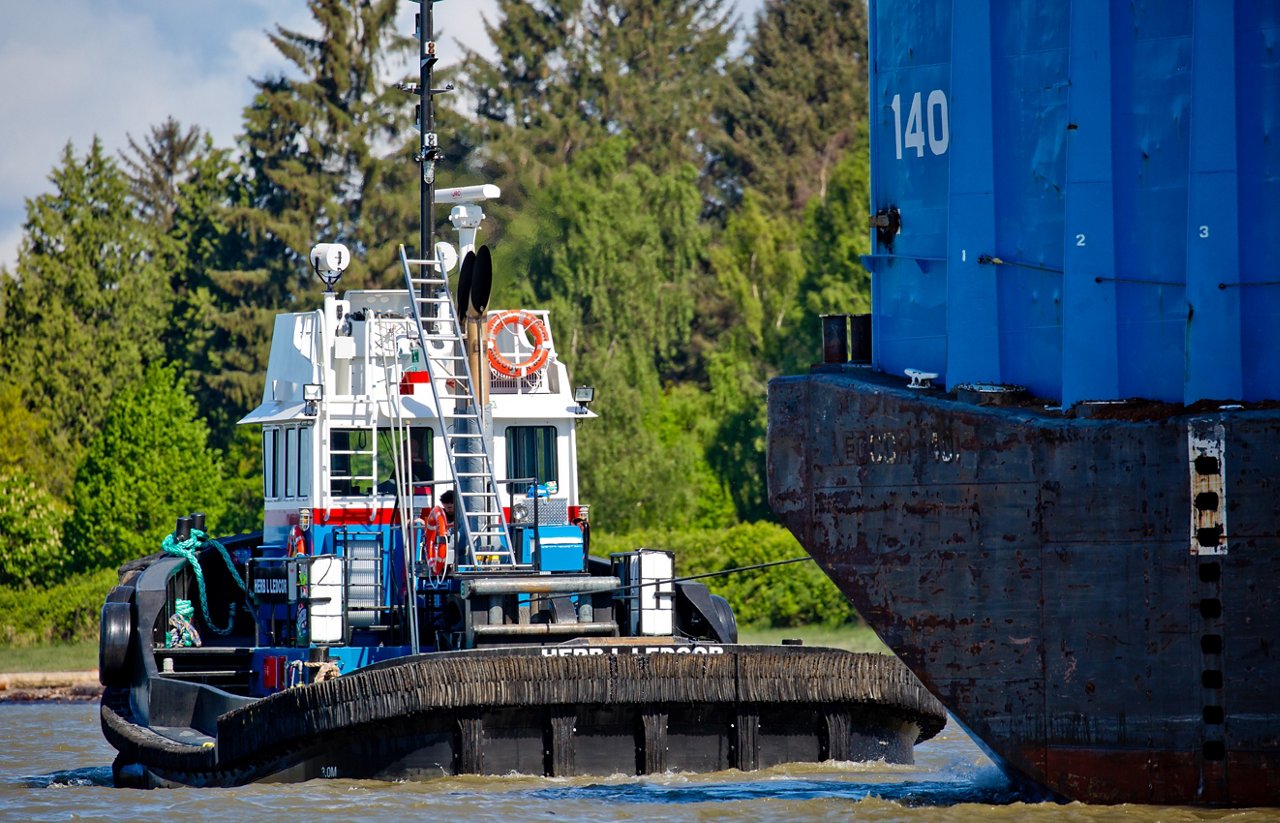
[161,529,251,636]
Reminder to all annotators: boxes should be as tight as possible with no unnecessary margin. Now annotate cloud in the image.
[0,0,765,271]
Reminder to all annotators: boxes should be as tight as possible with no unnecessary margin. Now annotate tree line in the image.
[0,0,871,592]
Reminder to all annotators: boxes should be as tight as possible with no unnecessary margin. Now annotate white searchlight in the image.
[310,242,351,291]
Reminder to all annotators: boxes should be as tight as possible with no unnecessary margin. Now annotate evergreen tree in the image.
[0,140,169,495]
[119,116,204,231]
[64,363,229,573]
[164,140,258,445]
[459,0,733,204]
[186,1,413,444]
[238,0,411,288]
[711,0,870,212]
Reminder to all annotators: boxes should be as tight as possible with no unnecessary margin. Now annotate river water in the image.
[2,702,1274,822]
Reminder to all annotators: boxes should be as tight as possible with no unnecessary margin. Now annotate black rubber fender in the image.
[711,595,738,644]
[99,600,134,687]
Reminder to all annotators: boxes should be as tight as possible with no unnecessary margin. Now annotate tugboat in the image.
[768,0,1280,807]
[97,2,945,789]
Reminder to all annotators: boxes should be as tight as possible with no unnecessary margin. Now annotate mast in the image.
[418,0,437,267]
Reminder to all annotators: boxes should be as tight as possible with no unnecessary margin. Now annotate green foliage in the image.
[218,425,266,535]
[459,0,733,208]
[0,140,169,495]
[497,139,718,530]
[594,522,859,628]
[164,139,261,445]
[0,472,70,588]
[792,122,873,368]
[711,0,870,212]
[0,5,882,609]
[0,567,117,646]
[0,383,59,488]
[65,363,229,574]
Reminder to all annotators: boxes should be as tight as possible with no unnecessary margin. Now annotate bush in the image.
[65,362,229,575]
[0,566,117,646]
[0,472,71,588]
[593,522,859,629]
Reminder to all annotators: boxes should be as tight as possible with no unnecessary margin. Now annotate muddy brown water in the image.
[2,702,1275,821]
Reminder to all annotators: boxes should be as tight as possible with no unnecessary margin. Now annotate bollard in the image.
[850,314,872,364]
[820,315,849,364]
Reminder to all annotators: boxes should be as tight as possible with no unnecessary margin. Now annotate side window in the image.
[285,428,298,498]
[263,428,278,500]
[298,427,311,502]
[505,425,558,492]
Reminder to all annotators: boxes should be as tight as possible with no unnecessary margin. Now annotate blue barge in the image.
[768,0,1280,807]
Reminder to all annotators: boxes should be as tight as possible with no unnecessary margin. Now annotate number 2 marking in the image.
[1076,234,1086,247]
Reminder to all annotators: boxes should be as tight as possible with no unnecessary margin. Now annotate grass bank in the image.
[0,626,889,675]
[0,639,98,673]
[738,623,890,654]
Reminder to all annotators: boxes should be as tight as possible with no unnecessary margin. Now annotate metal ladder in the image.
[398,245,516,568]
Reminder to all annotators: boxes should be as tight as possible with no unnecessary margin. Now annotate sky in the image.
[0,0,766,272]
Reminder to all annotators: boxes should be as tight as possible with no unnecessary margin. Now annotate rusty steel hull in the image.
[767,368,1280,806]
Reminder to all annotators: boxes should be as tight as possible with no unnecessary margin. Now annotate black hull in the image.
[768,368,1280,806]
[102,646,945,787]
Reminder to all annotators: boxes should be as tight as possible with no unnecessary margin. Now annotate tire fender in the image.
[99,600,134,687]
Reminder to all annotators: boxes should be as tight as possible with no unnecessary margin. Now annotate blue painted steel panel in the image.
[1237,2,1280,401]
[865,0,1280,405]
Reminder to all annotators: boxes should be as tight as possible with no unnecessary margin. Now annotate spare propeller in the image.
[455,251,475,320]
[471,245,494,316]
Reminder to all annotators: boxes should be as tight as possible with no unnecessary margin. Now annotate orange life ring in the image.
[486,311,551,378]
[422,505,449,575]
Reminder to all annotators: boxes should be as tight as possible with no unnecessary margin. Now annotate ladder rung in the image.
[403,257,442,267]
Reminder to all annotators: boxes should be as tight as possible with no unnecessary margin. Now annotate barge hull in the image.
[768,371,1280,805]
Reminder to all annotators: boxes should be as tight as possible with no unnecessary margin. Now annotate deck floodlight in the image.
[303,383,323,416]
[574,386,595,405]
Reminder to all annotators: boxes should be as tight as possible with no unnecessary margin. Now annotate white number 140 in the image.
[891,90,950,160]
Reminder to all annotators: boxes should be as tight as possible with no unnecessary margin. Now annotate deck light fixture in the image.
[573,385,595,410]
[303,383,323,416]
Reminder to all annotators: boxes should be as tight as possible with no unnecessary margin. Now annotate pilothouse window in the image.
[330,427,433,497]
[505,425,558,491]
